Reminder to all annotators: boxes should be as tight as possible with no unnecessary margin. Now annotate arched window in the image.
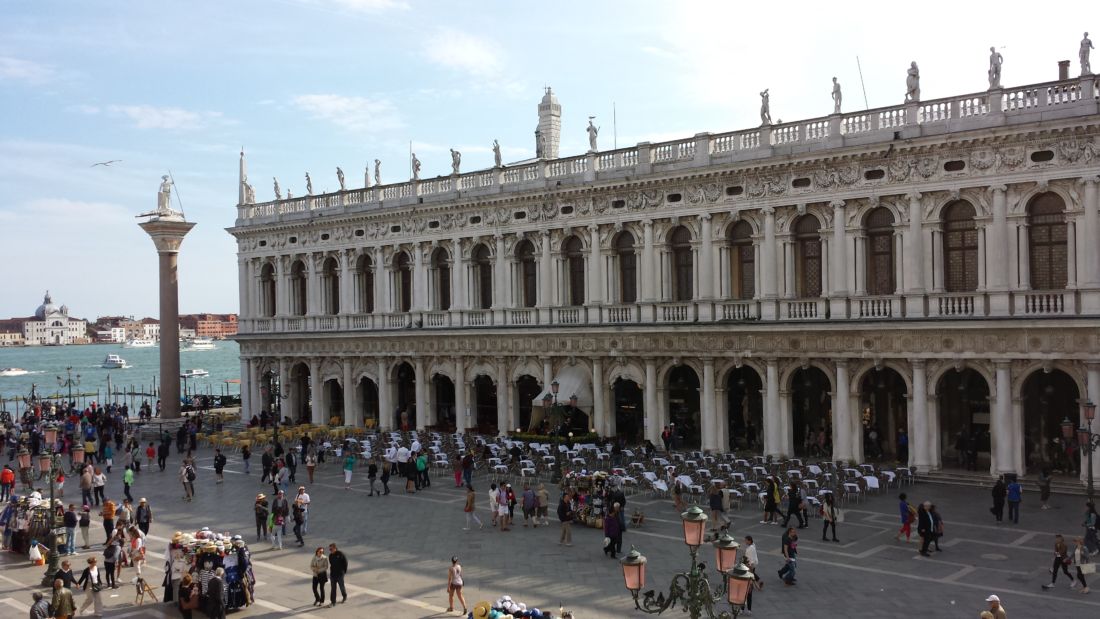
[259,263,276,317]
[290,259,307,316]
[614,232,637,303]
[1028,192,1068,290]
[472,244,493,310]
[669,226,694,301]
[942,201,978,292]
[394,252,412,312]
[728,221,755,300]
[563,236,585,306]
[864,207,895,296]
[321,256,339,315]
[430,248,451,311]
[794,216,822,298]
[356,254,374,313]
[515,240,537,308]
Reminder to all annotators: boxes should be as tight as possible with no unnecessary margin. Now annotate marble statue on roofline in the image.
[905,62,921,102]
[831,77,842,114]
[759,89,771,125]
[243,178,255,204]
[305,172,313,195]
[587,117,599,152]
[493,139,502,168]
[374,159,381,186]
[364,166,370,189]
[336,167,346,191]
[1081,33,1094,75]
[411,153,421,181]
[988,47,1003,90]
[273,177,282,200]
[450,149,461,175]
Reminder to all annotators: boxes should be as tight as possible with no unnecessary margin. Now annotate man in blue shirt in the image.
[1006,477,1022,525]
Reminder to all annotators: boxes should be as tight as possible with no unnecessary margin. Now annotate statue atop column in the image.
[905,62,921,102]
[493,139,502,168]
[157,175,174,213]
[759,89,772,125]
[374,159,382,186]
[336,167,346,191]
[273,177,282,200]
[305,172,313,195]
[586,117,599,152]
[831,77,842,114]
[411,153,421,181]
[450,149,461,175]
[1081,32,1094,75]
[987,47,1003,90]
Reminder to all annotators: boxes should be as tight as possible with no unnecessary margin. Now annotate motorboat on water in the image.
[0,367,28,377]
[124,338,156,348]
[181,369,209,378]
[102,354,130,369]
[184,338,215,351]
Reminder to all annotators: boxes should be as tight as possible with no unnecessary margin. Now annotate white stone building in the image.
[230,65,1100,482]
[17,292,87,346]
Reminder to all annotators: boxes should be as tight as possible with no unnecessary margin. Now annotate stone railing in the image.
[236,75,1100,225]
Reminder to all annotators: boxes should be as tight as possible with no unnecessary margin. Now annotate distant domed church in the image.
[0,291,88,346]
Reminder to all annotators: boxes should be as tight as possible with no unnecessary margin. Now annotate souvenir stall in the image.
[561,470,610,529]
[1,495,59,557]
[161,527,256,611]
[469,595,568,619]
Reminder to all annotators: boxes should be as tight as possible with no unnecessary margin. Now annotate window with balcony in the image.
[430,247,451,311]
[394,252,412,313]
[356,254,374,313]
[669,226,694,301]
[728,221,755,299]
[472,244,493,310]
[794,216,822,297]
[864,207,895,296]
[515,240,537,308]
[563,236,585,306]
[1028,192,1068,290]
[290,259,308,316]
[942,201,978,292]
[259,262,276,317]
[614,232,637,303]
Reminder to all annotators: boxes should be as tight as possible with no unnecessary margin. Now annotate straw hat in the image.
[256,493,266,501]
[472,602,492,619]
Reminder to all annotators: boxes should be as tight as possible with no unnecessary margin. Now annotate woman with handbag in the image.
[76,557,104,616]
[310,547,329,606]
[1072,536,1091,594]
[178,573,199,619]
[1043,534,1074,589]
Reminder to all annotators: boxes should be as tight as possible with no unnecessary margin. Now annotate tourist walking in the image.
[367,459,380,495]
[78,505,91,550]
[1042,534,1074,589]
[121,466,134,503]
[292,500,305,546]
[285,448,297,484]
[1039,468,1052,510]
[558,491,575,546]
[102,541,120,589]
[447,555,467,614]
[78,467,92,508]
[488,483,500,527]
[271,490,289,547]
[29,591,49,619]
[261,448,274,484]
[760,477,779,525]
[213,449,227,484]
[603,502,623,558]
[157,441,170,472]
[50,578,75,619]
[76,556,104,617]
[99,499,115,545]
[295,486,311,534]
[310,547,329,606]
[62,504,77,555]
[782,481,806,528]
[708,486,729,533]
[1006,477,1022,524]
[342,451,356,490]
[463,484,484,530]
[777,526,798,585]
[984,594,1007,618]
[1072,536,1092,593]
[304,449,317,484]
[180,461,195,502]
[1083,501,1099,553]
[207,567,226,619]
[380,458,391,495]
[240,444,251,475]
[917,501,934,556]
[178,573,199,618]
[91,467,106,506]
[895,493,914,543]
[536,483,550,526]
[991,476,1007,523]
[742,535,760,615]
[930,504,944,551]
[522,483,537,527]
[253,493,269,542]
[135,497,152,536]
[821,493,839,542]
[328,543,348,606]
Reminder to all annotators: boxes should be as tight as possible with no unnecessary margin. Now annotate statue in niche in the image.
[450,149,461,175]
[905,62,921,102]
[374,159,381,186]
[493,139,502,167]
[273,177,282,200]
[305,172,313,195]
[587,117,599,152]
[1081,32,1094,75]
[987,47,1003,89]
[336,167,345,191]
[831,77,842,114]
[759,89,771,125]
[411,153,421,181]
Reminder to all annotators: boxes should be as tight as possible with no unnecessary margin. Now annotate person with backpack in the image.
[180,461,195,502]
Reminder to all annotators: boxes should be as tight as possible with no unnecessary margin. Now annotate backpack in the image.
[185,466,196,482]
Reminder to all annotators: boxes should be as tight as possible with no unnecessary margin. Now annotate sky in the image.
[0,0,1090,319]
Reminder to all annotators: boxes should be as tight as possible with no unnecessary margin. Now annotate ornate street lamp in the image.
[1077,400,1100,501]
[37,424,64,586]
[619,507,754,618]
[56,367,80,407]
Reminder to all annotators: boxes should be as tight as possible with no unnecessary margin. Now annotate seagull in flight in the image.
[90,160,121,167]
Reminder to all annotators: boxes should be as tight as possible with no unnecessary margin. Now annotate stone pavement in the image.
[2,444,1099,618]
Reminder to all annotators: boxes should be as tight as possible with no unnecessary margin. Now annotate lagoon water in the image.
[0,340,240,405]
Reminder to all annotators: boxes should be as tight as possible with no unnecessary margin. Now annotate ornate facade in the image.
[230,73,1100,482]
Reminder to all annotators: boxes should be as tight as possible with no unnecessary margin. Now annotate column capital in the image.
[700,212,712,222]
[834,359,849,369]
[642,218,653,228]
[911,359,926,369]
[989,184,1007,194]
[905,190,922,201]
[761,206,776,217]
[700,356,715,366]
[830,199,845,210]
[993,360,1013,370]
[587,223,599,233]
[1077,176,1100,187]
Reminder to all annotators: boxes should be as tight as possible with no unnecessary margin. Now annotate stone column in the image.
[138,216,195,420]
[588,224,604,305]
[1017,223,1031,290]
[777,389,792,457]
[450,239,466,312]
[592,358,606,436]
[1067,219,1078,288]
[642,220,657,302]
[854,234,867,296]
[248,358,262,423]
[911,360,928,469]
[414,357,427,430]
[761,208,778,319]
[644,359,658,443]
[833,360,852,463]
[1081,178,1100,292]
[926,388,941,471]
[374,247,388,313]
[275,256,288,316]
[764,359,781,457]
[698,214,714,320]
[454,357,467,434]
[411,243,425,312]
[342,359,358,426]
[305,254,320,316]
[339,251,352,315]
[376,358,392,431]
[308,358,323,424]
[783,240,796,299]
[992,361,1014,476]
[829,200,848,316]
[496,360,510,435]
[278,359,290,420]
[701,358,718,452]
[240,358,251,423]
[237,258,250,320]
[931,226,945,293]
[906,192,925,315]
[493,234,507,310]
[1087,364,1100,483]
[988,185,1011,315]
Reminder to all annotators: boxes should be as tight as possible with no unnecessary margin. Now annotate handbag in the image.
[316,570,328,584]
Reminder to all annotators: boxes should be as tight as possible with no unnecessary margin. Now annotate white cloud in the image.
[423,28,503,79]
[291,94,403,133]
[106,105,225,130]
[0,56,56,84]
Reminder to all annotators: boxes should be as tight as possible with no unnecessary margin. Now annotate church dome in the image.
[35,291,57,320]
[59,304,69,316]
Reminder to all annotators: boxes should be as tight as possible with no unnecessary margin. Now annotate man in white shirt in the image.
[410,438,421,454]
[488,483,500,526]
[742,535,759,615]
[296,486,311,534]
[384,445,398,476]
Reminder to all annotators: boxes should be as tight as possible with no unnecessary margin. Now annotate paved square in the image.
[3,442,1099,618]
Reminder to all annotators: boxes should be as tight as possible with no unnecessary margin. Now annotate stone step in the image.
[919,470,1090,496]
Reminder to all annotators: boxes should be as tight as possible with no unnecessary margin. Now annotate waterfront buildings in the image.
[0,292,88,346]
[230,53,1100,483]
[179,313,238,340]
